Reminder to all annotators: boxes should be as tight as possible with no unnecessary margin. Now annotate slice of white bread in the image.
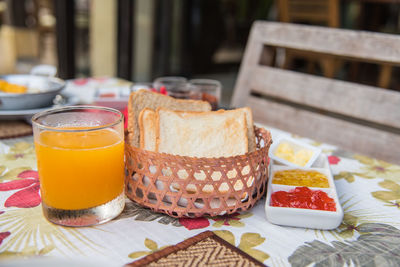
[139,108,157,151]
[156,108,248,158]
[128,89,211,147]
[241,107,256,152]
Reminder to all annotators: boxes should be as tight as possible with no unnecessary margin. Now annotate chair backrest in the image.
[232,21,400,164]
[277,0,339,27]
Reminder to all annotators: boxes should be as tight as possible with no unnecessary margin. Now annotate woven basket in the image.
[125,126,272,218]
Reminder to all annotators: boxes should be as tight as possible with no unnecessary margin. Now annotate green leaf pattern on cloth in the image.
[372,180,400,208]
[117,201,181,226]
[0,245,55,260]
[211,212,253,228]
[4,142,35,160]
[214,230,269,263]
[128,238,169,259]
[334,171,356,183]
[0,141,37,181]
[336,214,361,239]
[289,223,400,267]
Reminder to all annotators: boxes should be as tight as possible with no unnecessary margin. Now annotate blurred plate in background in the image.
[0,74,65,110]
[0,94,79,121]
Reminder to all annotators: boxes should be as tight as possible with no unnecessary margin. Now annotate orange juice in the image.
[35,128,124,210]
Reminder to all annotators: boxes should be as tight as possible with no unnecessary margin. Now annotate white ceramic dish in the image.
[0,75,65,110]
[0,95,79,121]
[265,154,343,229]
[269,136,322,168]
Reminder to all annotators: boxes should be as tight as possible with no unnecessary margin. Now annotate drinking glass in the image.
[188,79,221,110]
[153,76,201,99]
[32,106,125,227]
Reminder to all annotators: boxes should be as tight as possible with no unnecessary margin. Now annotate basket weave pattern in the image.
[125,127,272,218]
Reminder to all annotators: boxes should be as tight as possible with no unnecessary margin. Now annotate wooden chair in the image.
[277,0,339,27]
[277,0,340,78]
[232,21,400,164]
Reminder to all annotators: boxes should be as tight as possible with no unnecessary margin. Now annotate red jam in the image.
[270,187,336,211]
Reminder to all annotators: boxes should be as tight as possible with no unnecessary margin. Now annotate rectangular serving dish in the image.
[265,154,343,230]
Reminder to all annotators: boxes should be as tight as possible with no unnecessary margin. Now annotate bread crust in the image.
[242,107,256,152]
[139,108,156,151]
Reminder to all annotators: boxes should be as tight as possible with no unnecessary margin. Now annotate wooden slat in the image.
[249,96,400,164]
[231,24,265,108]
[289,0,329,7]
[252,21,400,65]
[289,13,330,22]
[249,65,400,129]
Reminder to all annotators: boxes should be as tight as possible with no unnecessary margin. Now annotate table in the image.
[1,122,400,266]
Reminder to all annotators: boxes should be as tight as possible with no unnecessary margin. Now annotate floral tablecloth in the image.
[0,125,400,266]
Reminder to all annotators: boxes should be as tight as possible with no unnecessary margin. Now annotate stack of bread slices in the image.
[127,89,256,157]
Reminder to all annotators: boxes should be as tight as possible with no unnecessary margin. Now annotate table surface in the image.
[1,78,400,266]
[1,126,399,267]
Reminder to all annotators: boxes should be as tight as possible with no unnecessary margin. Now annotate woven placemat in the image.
[0,120,33,139]
[126,231,266,267]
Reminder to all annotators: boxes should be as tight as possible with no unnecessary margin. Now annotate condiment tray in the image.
[265,154,343,229]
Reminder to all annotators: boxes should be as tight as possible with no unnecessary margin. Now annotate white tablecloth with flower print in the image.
[0,124,400,267]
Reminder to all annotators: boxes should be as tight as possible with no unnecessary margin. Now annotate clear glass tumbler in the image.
[153,76,196,99]
[32,106,125,227]
[188,79,222,110]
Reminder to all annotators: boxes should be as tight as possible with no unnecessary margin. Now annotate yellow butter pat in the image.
[274,142,313,166]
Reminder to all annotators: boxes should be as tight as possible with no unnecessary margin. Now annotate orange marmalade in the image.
[272,169,329,188]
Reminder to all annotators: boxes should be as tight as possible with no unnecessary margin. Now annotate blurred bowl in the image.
[0,74,65,110]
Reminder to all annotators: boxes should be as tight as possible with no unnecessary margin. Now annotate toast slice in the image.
[155,108,248,158]
[128,89,211,147]
[242,107,256,152]
[139,108,157,151]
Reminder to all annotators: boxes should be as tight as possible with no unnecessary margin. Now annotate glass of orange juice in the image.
[32,106,125,227]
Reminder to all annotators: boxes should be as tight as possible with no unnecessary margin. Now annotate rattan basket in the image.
[125,126,272,218]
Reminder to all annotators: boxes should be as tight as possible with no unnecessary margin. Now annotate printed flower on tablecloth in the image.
[214,230,269,263]
[334,155,400,184]
[128,238,169,259]
[0,170,40,208]
[0,167,32,182]
[328,155,341,165]
[0,211,11,246]
[179,217,210,230]
[4,142,35,161]
[354,155,400,182]
[211,212,253,228]
[336,214,361,239]
[0,231,11,245]
[371,180,400,208]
